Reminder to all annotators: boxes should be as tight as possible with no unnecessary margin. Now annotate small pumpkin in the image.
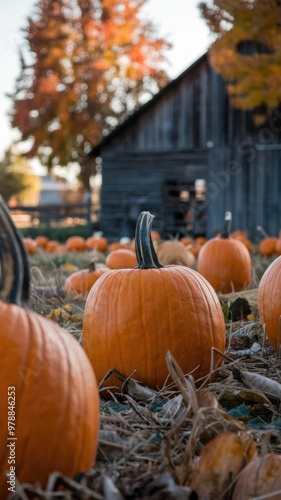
[258,255,281,350]
[46,239,60,253]
[257,225,277,257]
[86,235,108,253]
[65,235,87,252]
[35,235,49,249]
[105,248,138,269]
[197,212,252,293]
[23,237,37,254]
[83,211,226,391]
[157,239,195,268]
[0,197,100,494]
[64,261,109,297]
[232,453,281,499]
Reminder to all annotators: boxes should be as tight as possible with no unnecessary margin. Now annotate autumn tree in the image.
[11,0,170,188]
[199,0,281,124]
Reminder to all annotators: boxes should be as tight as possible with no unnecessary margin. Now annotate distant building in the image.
[90,52,281,240]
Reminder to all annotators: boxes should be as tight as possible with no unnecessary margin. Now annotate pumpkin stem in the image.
[135,211,164,269]
[256,225,269,238]
[0,196,29,305]
[221,211,232,239]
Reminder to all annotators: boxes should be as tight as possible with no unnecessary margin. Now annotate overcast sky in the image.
[0,0,211,161]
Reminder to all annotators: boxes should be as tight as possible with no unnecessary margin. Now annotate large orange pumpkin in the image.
[0,198,100,495]
[83,211,226,391]
[197,212,252,293]
[258,255,281,350]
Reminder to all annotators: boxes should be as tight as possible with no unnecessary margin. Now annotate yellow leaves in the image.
[45,304,82,324]
[203,0,281,117]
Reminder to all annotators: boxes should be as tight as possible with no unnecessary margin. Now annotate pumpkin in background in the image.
[83,211,226,391]
[258,255,281,350]
[151,230,161,241]
[0,197,100,495]
[65,235,87,252]
[257,225,277,257]
[157,239,195,268]
[258,238,277,257]
[108,241,126,251]
[196,236,207,246]
[86,235,108,253]
[197,212,252,293]
[180,236,194,247]
[230,231,253,253]
[35,235,49,249]
[105,248,138,269]
[46,240,60,253]
[64,261,109,297]
[23,237,37,254]
[189,242,204,259]
[232,453,281,499]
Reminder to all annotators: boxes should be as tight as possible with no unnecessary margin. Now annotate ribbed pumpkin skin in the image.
[197,238,252,293]
[83,266,226,390]
[0,304,99,495]
[258,256,281,350]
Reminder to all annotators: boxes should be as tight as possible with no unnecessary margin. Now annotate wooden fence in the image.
[9,201,100,232]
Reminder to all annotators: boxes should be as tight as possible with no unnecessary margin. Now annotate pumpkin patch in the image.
[2,203,281,498]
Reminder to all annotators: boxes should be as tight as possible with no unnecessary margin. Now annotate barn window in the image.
[163,178,207,238]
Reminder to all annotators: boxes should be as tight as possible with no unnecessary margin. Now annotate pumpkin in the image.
[23,237,37,254]
[0,197,100,494]
[105,248,138,269]
[180,236,194,246]
[195,236,207,246]
[258,255,281,350]
[86,235,108,253]
[257,225,277,257]
[231,234,253,253]
[197,212,252,293]
[108,241,126,251]
[151,230,161,241]
[83,211,226,391]
[46,240,60,253]
[65,235,87,252]
[35,235,49,249]
[189,243,204,258]
[64,261,109,297]
[232,453,281,499]
[157,239,195,268]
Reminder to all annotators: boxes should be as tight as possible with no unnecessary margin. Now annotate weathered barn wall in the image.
[92,54,281,240]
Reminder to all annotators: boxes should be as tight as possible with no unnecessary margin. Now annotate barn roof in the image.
[90,52,208,156]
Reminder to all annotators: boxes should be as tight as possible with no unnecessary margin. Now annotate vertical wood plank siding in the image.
[96,54,281,240]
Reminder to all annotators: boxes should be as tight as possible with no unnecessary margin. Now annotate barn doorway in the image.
[163,178,207,238]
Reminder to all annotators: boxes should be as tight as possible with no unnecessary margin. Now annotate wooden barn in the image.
[90,52,281,241]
